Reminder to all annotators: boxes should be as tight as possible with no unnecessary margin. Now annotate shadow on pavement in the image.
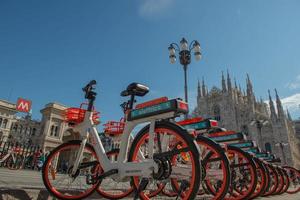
[0,189,55,200]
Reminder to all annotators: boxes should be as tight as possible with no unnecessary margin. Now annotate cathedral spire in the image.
[275,89,285,120]
[202,77,206,97]
[197,79,202,98]
[268,90,277,121]
[246,73,254,97]
[222,71,227,93]
[227,70,232,93]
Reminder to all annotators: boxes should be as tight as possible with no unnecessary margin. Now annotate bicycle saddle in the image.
[121,82,149,97]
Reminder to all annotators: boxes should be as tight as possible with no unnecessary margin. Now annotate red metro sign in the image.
[16,98,32,113]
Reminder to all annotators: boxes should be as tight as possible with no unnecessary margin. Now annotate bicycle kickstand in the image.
[134,178,149,200]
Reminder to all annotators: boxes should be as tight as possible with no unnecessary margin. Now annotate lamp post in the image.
[250,119,268,150]
[275,142,288,165]
[168,38,201,118]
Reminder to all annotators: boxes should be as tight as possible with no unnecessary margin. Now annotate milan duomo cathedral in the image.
[193,71,299,167]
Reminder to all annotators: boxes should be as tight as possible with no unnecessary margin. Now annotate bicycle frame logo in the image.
[16,98,32,113]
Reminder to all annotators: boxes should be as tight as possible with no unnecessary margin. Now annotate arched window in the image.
[0,118,2,127]
[54,126,59,137]
[265,143,272,153]
[213,105,221,121]
[3,119,8,129]
[0,131,3,140]
[50,125,55,136]
[32,128,36,136]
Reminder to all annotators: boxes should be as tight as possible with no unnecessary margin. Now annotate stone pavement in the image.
[0,168,299,200]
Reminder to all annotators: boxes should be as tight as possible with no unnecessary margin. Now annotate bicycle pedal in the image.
[86,174,98,185]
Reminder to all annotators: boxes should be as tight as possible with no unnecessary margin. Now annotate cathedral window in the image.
[2,119,8,129]
[265,143,272,153]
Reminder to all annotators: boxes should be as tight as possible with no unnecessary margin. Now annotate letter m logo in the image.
[16,98,32,113]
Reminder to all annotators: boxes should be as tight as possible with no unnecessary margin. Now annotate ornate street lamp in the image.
[168,38,202,109]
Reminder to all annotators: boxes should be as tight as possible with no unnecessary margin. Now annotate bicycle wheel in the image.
[250,157,267,199]
[224,146,257,200]
[274,166,285,195]
[96,148,134,199]
[262,164,278,196]
[162,135,231,200]
[283,166,300,194]
[128,121,201,200]
[279,167,290,194]
[197,135,231,200]
[7,154,23,170]
[42,140,99,200]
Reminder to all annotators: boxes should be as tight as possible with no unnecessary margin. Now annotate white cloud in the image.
[286,75,300,90]
[281,93,300,113]
[138,0,174,19]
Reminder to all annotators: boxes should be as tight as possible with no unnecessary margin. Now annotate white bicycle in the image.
[42,80,201,200]
[0,146,23,170]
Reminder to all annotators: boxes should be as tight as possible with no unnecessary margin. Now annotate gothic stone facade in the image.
[194,72,297,167]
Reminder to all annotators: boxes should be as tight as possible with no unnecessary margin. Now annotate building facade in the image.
[0,100,17,142]
[193,72,297,166]
[0,98,112,153]
[291,120,300,168]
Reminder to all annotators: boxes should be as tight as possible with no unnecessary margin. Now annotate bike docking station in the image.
[40,81,205,200]
[1,81,299,200]
[1,80,295,200]
[176,116,300,199]
[0,80,298,200]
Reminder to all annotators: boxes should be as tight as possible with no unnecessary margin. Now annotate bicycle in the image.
[42,80,201,200]
[0,146,23,170]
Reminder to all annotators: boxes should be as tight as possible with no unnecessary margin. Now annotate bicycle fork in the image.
[71,132,89,176]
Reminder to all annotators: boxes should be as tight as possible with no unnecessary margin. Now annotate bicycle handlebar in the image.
[82,80,97,97]
[82,80,97,111]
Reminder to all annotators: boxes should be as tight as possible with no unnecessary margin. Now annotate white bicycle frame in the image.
[70,109,193,180]
[0,149,16,163]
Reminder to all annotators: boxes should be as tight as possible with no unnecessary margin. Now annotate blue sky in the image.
[0,0,300,123]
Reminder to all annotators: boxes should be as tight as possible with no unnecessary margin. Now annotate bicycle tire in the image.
[224,146,257,200]
[128,121,201,200]
[250,157,267,199]
[274,166,285,195]
[42,140,100,200]
[279,167,290,194]
[162,135,231,200]
[283,166,300,194]
[197,135,231,200]
[262,164,278,196]
[96,148,134,199]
